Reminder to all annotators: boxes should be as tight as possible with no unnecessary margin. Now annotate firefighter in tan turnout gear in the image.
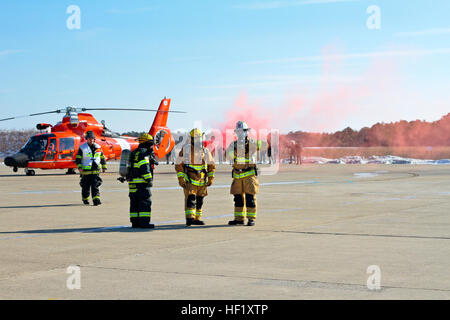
[175,128,216,226]
[227,121,261,226]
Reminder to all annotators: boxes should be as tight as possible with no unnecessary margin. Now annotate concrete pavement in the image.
[0,163,449,299]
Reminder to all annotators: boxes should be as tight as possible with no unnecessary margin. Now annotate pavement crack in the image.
[255,230,450,240]
[79,265,450,293]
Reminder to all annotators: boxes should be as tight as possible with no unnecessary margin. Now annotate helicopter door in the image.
[44,138,57,161]
[58,137,75,160]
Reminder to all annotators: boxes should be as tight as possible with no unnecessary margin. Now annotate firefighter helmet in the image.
[189,128,204,146]
[85,131,96,139]
[235,121,250,141]
[235,121,249,132]
[137,133,154,143]
[190,128,203,138]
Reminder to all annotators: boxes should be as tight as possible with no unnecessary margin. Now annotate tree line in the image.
[0,129,36,157]
[1,113,449,158]
[285,113,450,147]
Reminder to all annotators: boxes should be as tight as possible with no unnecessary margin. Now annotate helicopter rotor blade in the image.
[0,110,63,122]
[81,108,187,114]
[0,106,187,122]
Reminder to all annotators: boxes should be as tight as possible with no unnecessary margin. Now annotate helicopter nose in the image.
[4,156,15,166]
[4,153,29,168]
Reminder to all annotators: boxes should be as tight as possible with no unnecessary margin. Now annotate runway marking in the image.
[4,171,419,196]
[5,180,319,195]
[370,195,417,202]
[259,230,450,241]
[354,172,379,178]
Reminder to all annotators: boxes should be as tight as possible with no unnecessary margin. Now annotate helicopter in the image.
[0,97,184,176]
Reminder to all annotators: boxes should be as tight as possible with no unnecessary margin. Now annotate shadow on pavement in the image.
[0,223,233,235]
[0,204,83,209]
[89,224,233,232]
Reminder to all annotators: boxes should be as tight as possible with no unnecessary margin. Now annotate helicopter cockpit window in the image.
[45,138,57,161]
[58,137,75,160]
[20,135,50,161]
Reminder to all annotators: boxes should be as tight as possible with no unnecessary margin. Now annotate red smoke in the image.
[213,51,401,135]
[215,92,272,133]
[208,47,450,153]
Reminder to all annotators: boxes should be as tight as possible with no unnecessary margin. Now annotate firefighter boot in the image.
[83,200,89,205]
[130,217,140,229]
[140,223,155,229]
[138,217,155,229]
[247,219,255,226]
[192,219,205,225]
[93,199,102,206]
[186,218,195,226]
[139,217,155,229]
[228,220,244,226]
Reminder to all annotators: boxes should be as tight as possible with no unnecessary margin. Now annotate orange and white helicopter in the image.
[1,97,183,175]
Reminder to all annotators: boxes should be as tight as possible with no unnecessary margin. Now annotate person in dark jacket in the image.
[127,133,157,228]
[75,131,107,206]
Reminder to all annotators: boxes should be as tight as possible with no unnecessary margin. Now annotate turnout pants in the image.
[230,174,259,221]
[129,184,152,225]
[80,174,102,202]
[183,184,207,220]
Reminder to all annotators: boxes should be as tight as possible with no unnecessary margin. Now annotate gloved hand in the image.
[206,177,214,187]
[178,177,186,188]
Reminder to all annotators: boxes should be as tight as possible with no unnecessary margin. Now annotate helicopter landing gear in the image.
[13,166,18,173]
[25,169,35,176]
[66,168,77,175]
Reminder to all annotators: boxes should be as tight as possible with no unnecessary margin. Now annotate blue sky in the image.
[0,0,449,133]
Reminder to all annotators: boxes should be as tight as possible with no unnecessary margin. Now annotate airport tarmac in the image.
[0,163,449,299]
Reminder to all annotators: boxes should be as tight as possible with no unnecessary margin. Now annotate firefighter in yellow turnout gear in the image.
[175,129,215,226]
[127,133,156,229]
[227,121,262,226]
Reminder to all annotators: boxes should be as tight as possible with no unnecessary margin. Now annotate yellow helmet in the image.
[137,133,154,143]
[189,128,203,138]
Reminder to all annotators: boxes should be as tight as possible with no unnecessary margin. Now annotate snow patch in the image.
[353,172,379,178]
[293,155,450,165]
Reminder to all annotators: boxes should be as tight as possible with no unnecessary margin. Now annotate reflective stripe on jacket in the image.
[232,169,256,179]
[175,145,215,186]
[76,143,106,174]
[128,148,153,187]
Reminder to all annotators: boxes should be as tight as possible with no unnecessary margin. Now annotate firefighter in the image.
[295,142,303,165]
[127,133,156,229]
[76,131,107,206]
[175,128,215,226]
[227,121,261,226]
[289,140,296,164]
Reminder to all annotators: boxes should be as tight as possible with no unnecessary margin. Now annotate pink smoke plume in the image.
[207,45,450,152]
[211,46,403,135]
[215,92,272,133]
